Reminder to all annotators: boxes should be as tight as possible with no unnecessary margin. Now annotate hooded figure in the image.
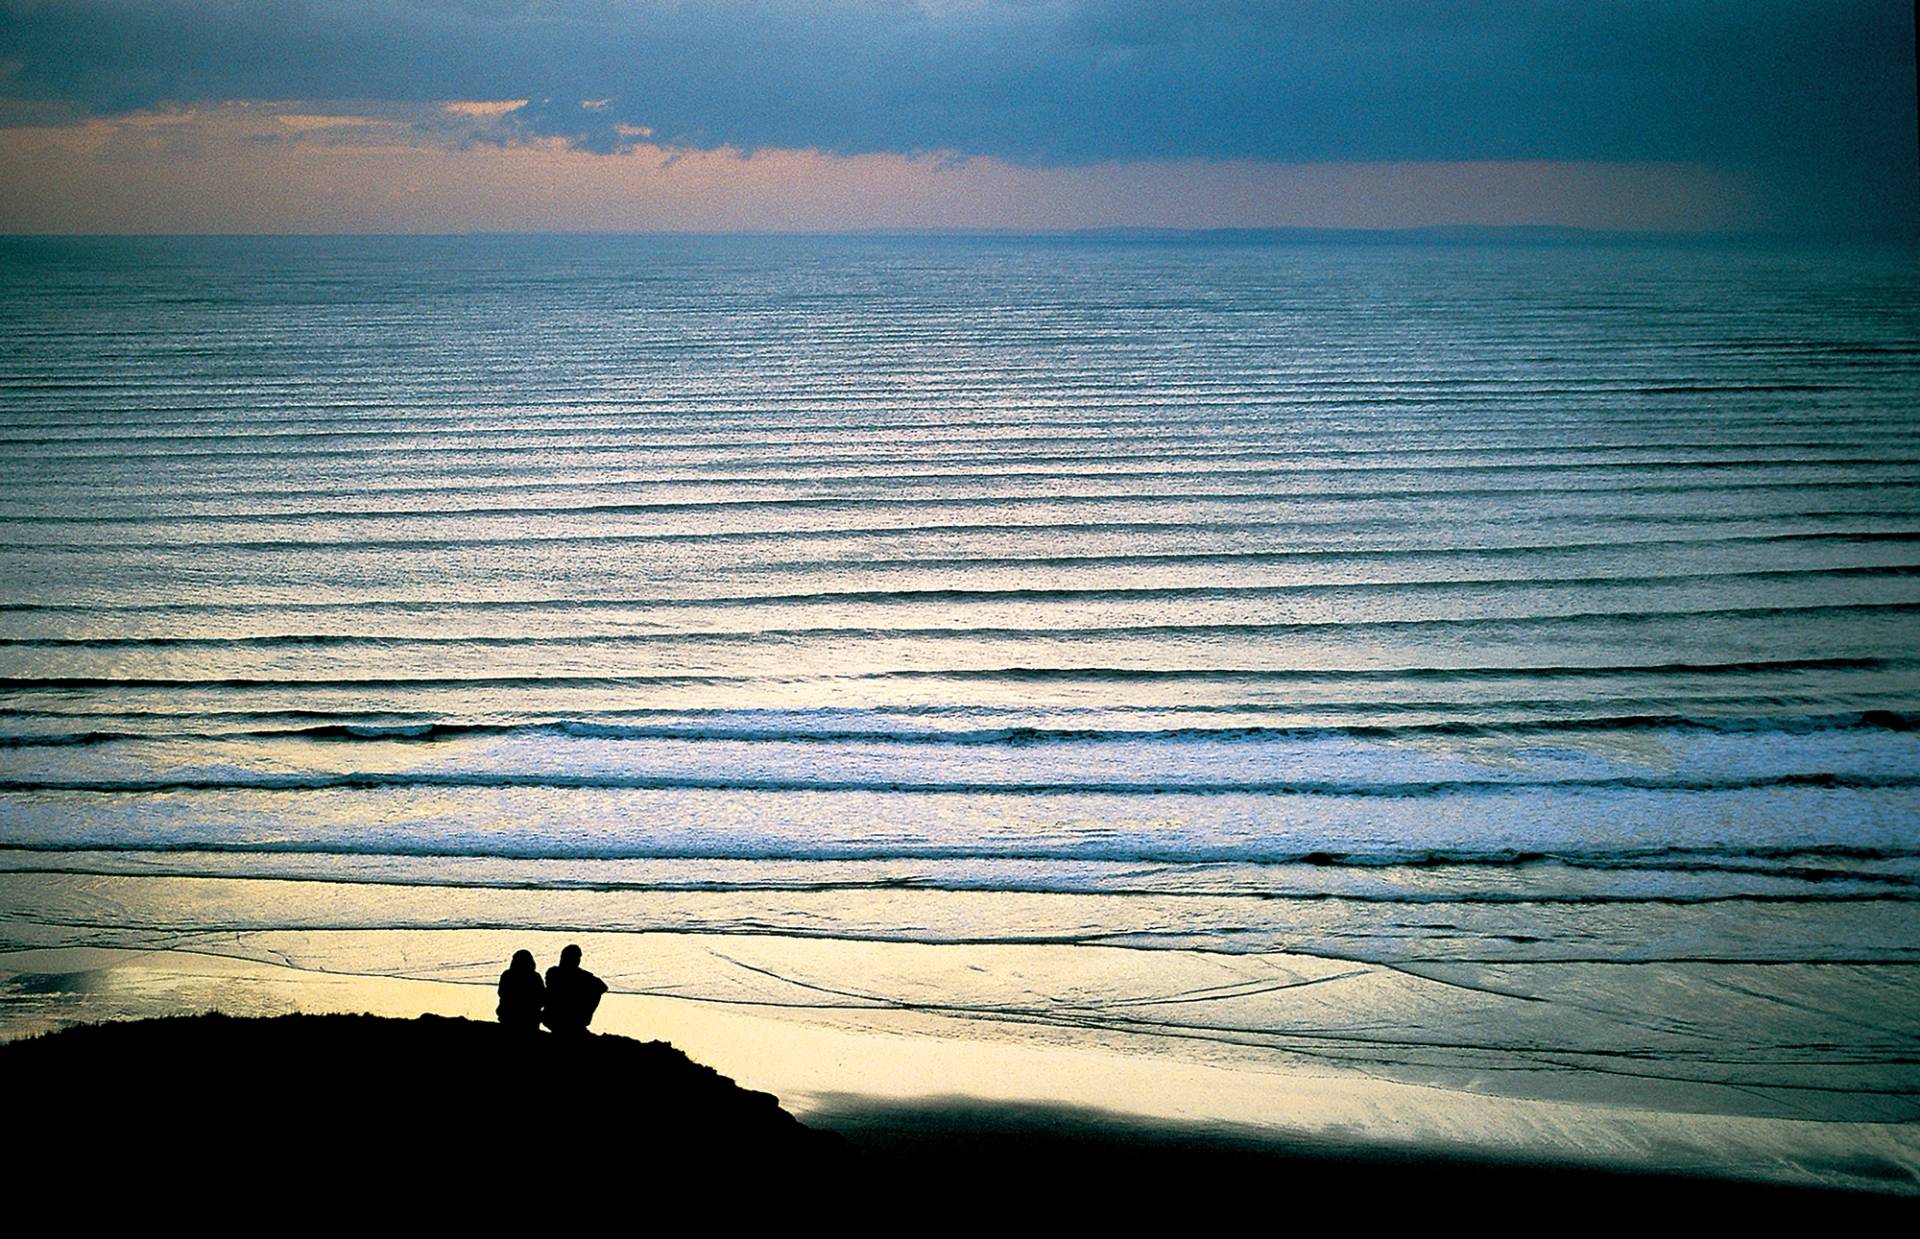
[542,944,608,1037]
[496,949,545,1032]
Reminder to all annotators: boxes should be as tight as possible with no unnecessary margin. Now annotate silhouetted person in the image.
[542,944,608,1037]
[497,949,545,1033]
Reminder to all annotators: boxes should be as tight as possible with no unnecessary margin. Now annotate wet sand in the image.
[2,942,1914,1199]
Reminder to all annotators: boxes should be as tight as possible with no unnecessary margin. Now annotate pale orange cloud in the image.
[441,99,529,118]
[276,113,406,132]
[0,102,1763,234]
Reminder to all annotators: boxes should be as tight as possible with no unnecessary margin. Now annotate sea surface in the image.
[1,234,1917,1123]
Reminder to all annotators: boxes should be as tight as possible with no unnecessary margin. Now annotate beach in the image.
[5,941,1915,1197]
[1,233,1916,1196]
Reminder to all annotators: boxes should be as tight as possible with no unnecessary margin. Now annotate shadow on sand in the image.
[807,1093,1915,1210]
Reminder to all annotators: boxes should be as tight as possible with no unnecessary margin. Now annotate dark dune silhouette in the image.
[4,1012,838,1184]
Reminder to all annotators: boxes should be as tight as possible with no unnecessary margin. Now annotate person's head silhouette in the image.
[510,949,535,972]
[560,944,583,968]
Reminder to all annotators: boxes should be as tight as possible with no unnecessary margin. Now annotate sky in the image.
[0,1,1913,234]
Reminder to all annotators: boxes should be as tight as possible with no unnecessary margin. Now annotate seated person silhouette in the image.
[496,949,545,1033]
[542,944,609,1037]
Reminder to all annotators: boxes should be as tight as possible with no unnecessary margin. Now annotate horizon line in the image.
[4,224,1915,244]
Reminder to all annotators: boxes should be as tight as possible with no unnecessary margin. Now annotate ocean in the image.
[1,233,1917,1124]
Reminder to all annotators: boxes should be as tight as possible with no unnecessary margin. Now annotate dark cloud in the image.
[0,0,1912,175]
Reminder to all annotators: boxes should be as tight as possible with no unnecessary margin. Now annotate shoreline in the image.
[3,943,1914,1196]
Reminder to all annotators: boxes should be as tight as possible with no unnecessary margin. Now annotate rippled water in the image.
[2,234,1917,1117]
